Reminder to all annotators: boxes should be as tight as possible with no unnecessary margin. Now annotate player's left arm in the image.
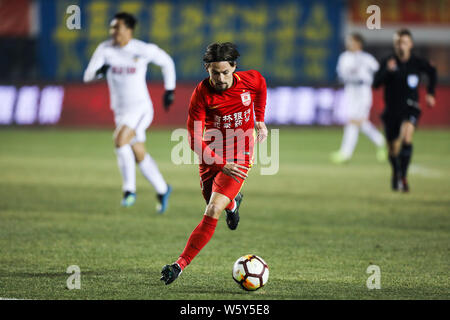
[146,44,176,111]
[368,54,380,73]
[253,71,268,143]
[420,58,437,108]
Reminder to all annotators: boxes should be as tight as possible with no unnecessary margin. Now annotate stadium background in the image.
[0,0,449,128]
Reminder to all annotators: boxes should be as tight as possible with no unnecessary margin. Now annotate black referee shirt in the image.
[373,53,437,116]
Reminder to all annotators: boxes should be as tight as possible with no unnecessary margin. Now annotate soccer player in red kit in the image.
[161,42,268,285]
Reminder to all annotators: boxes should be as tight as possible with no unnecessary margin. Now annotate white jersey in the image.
[83,39,176,114]
[337,50,379,119]
[337,50,379,88]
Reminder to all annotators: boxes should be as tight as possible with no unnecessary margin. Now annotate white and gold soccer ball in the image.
[232,254,269,291]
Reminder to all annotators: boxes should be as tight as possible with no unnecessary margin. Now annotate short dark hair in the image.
[396,28,413,40]
[114,12,137,30]
[203,42,240,67]
[350,32,365,48]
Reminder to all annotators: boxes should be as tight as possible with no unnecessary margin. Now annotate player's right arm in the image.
[83,43,108,82]
[187,85,226,170]
[187,84,250,181]
[373,56,394,89]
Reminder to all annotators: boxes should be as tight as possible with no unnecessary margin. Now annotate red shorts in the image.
[199,163,251,203]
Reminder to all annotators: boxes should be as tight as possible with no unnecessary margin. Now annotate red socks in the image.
[176,215,218,270]
[225,199,236,212]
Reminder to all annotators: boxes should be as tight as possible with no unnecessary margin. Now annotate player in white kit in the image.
[83,12,175,212]
[331,33,387,164]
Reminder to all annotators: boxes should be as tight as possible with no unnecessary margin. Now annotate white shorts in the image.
[114,107,154,144]
[344,85,373,121]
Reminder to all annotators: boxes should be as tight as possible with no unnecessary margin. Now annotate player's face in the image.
[109,19,132,46]
[207,62,237,92]
[393,34,413,58]
[345,36,359,52]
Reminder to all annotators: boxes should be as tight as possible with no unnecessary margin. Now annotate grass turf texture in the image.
[0,127,448,300]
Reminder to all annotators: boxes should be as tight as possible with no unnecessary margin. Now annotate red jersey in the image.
[187,70,267,170]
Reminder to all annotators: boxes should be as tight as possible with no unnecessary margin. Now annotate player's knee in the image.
[387,144,395,155]
[133,149,146,163]
[114,135,126,148]
[134,154,145,163]
[205,203,222,219]
[350,119,363,126]
[403,137,412,145]
[403,132,414,144]
[388,146,399,157]
[114,126,135,148]
[393,146,402,156]
[131,143,146,163]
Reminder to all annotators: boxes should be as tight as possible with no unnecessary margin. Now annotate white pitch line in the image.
[409,164,443,178]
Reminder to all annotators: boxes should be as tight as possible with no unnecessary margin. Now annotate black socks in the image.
[389,154,401,177]
[399,143,413,179]
[389,154,401,190]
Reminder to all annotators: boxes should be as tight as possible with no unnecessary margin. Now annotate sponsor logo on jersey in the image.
[111,66,136,74]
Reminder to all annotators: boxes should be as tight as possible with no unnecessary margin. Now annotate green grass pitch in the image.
[0,127,449,300]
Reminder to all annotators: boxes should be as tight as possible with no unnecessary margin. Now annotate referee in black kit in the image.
[373,29,437,192]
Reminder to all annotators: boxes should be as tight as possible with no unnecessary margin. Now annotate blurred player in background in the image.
[331,33,386,164]
[373,29,437,192]
[160,42,268,285]
[83,12,175,212]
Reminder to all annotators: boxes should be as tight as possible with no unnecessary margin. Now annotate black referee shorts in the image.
[381,107,421,142]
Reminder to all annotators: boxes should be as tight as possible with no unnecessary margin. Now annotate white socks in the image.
[340,124,359,158]
[360,121,385,147]
[340,122,385,159]
[116,146,168,195]
[116,144,136,193]
[138,153,168,195]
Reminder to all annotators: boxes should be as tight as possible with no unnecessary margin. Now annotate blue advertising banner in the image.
[38,0,343,85]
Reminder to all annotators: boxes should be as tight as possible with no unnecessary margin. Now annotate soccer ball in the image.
[232,254,269,291]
